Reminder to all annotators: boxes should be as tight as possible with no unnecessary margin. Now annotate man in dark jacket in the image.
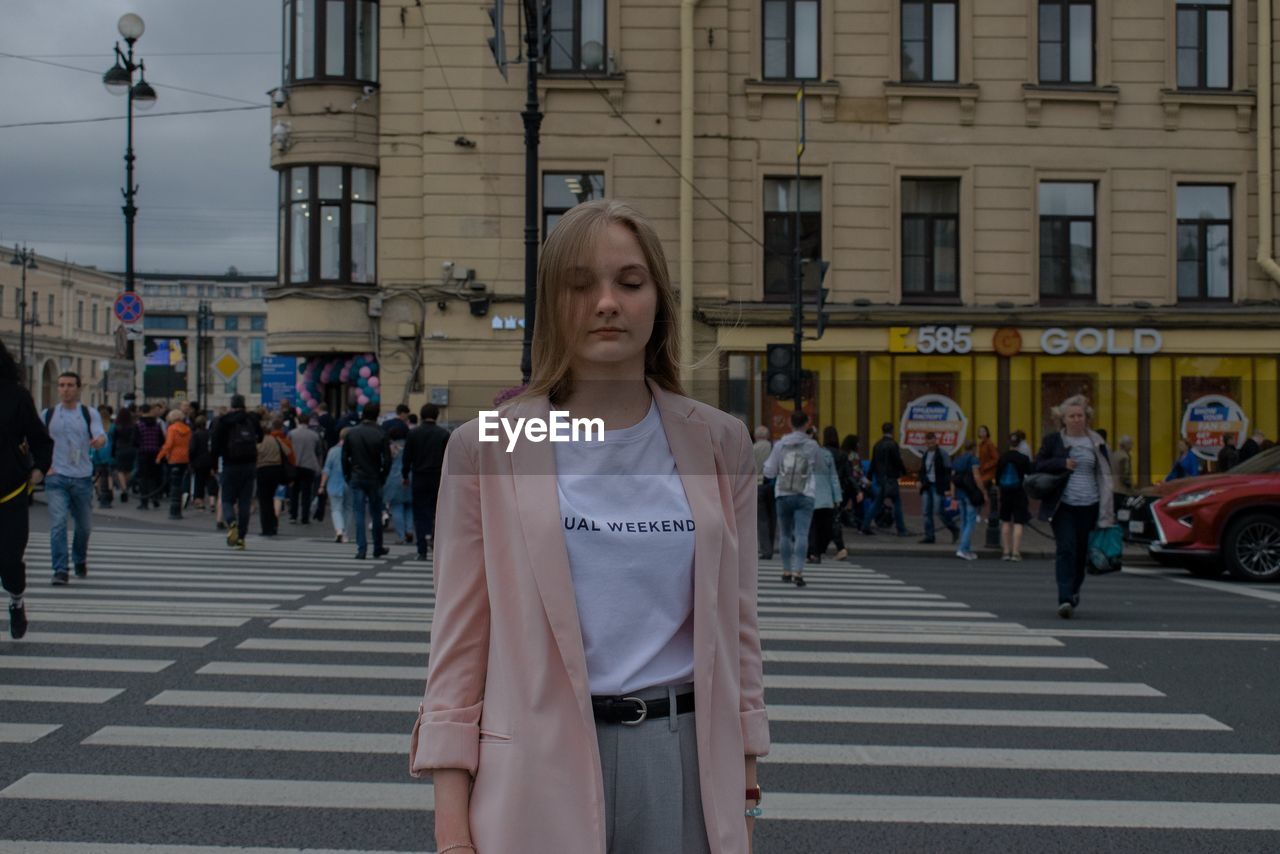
[1238,431,1264,464]
[861,422,911,537]
[1217,434,1239,472]
[918,432,959,544]
[343,403,391,559]
[402,404,450,561]
[211,394,262,549]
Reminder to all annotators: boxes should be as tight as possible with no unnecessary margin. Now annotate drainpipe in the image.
[679,0,700,389]
[1257,0,1280,284]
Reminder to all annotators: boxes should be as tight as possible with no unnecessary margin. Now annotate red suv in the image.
[1141,447,1280,581]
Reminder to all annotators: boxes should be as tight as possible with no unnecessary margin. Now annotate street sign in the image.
[114,291,144,324]
[211,350,243,381]
[107,359,135,395]
[260,355,298,408]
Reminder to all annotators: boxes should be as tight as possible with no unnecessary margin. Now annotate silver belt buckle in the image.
[619,696,648,726]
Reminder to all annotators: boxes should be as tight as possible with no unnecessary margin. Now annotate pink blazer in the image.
[410,382,770,853]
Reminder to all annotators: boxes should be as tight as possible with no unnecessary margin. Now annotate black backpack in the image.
[226,418,259,463]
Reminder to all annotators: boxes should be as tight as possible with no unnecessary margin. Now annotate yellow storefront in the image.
[722,323,1279,485]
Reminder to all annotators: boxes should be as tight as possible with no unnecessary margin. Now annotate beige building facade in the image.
[267,0,1280,482]
[0,247,122,410]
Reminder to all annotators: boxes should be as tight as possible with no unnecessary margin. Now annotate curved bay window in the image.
[284,0,378,84]
[280,165,377,286]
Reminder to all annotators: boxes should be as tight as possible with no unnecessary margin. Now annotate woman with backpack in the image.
[382,419,414,545]
[188,415,216,512]
[134,406,166,509]
[995,433,1032,560]
[808,426,848,563]
[110,408,138,503]
[255,418,296,537]
[950,439,984,561]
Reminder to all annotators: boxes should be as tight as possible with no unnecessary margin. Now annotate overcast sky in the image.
[0,0,279,275]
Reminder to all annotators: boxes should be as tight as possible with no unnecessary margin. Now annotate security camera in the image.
[442,261,454,271]
[269,87,288,108]
[362,84,376,96]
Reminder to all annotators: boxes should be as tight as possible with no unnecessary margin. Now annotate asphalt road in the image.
[1,512,1278,853]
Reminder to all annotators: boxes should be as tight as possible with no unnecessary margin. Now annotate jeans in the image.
[862,477,907,534]
[1051,501,1099,606]
[921,485,957,540]
[388,499,412,541]
[756,481,776,558]
[256,465,285,535]
[289,468,317,523]
[167,465,186,517]
[329,489,352,538]
[46,474,93,574]
[410,470,441,555]
[220,463,256,538]
[350,478,385,555]
[956,493,979,553]
[0,496,30,597]
[775,493,814,573]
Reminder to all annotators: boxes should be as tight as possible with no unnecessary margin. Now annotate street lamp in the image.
[9,244,37,386]
[103,12,157,301]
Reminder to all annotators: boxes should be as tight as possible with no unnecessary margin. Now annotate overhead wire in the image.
[412,0,471,140]
[0,104,268,129]
[0,51,267,106]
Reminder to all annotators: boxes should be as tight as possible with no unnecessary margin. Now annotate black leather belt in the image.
[591,692,695,726]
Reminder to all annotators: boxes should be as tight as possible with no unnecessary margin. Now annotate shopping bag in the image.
[1087,526,1124,575]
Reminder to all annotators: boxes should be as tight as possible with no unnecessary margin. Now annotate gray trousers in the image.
[595,682,710,854]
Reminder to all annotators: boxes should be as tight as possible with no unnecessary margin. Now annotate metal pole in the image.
[518,0,543,386]
[122,40,137,295]
[792,82,805,411]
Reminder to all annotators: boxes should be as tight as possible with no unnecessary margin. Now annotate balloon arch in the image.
[296,353,380,413]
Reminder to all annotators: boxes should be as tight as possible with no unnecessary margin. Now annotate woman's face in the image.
[568,223,658,375]
[979,426,989,440]
[1062,404,1088,434]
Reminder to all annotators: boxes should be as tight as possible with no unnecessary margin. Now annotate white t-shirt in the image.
[554,399,696,696]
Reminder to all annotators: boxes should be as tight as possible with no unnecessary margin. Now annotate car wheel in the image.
[1223,512,1280,582]
[1186,562,1227,579]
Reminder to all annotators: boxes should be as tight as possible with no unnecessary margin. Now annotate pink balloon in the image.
[363,353,374,361]
[367,376,380,389]
[357,394,370,406]
[359,366,372,379]
[340,369,351,382]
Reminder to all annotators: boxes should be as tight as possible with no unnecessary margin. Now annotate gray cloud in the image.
[0,0,279,275]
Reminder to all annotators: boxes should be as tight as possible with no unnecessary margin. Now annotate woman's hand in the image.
[1065,459,1077,471]
[433,769,474,853]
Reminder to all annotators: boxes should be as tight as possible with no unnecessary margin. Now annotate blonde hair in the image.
[524,199,683,404]
[1051,394,1094,426]
[166,409,184,425]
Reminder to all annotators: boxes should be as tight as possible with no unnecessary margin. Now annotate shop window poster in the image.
[900,393,968,457]
[1181,394,1249,461]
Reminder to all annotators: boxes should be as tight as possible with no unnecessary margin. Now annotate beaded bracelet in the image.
[745,805,764,819]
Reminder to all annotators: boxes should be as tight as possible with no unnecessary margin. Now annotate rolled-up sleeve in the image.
[731,425,770,757]
[410,427,490,777]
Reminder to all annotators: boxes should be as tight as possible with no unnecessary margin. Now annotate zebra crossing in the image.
[2,529,1279,851]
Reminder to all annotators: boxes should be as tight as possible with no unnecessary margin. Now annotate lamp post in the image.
[102,12,157,299]
[9,245,37,386]
[196,300,212,410]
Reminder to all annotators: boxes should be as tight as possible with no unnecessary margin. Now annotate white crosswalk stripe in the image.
[3,530,1279,851]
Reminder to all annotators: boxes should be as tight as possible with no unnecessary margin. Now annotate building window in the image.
[763,176,822,303]
[1177,184,1232,301]
[1176,0,1231,90]
[103,305,112,333]
[285,0,377,84]
[1039,0,1093,84]
[47,295,54,323]
[542,172,606,238]
[76,300,84,330]
[14,289,21,316]
[280,164,377,285]
[1039,183,1096,301]
[144,315,190,330]
[250,338,265,394]
[547,0,606,74]
[901,178,960,300]
[91,303,98,333]
[762,0,820,80]
[250,315,267,331]
[225,315,240,331]
[901,0,957,82]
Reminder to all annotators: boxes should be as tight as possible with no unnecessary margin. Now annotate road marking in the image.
[0,656,173,673]
[197,661,422,680]
[761,629,1062,646]
[24,589,299,602]
[2,612,247,628]
[761,792,1280,829]
[764,743,1280,774]
[148,690,412,712]
[238,638,428,654]
[765,675,1162,696]
[766,704,1229,730]
[0,773,433,811]
[26,599,280,612]
[84,726,404,753]
[762,650,1104,669]
[6,631,215,648]
[1162,574,1280,604]
[0,686,124,704]
[268,618,429,633]
[0,842,410,854]
[758,607,999,619]
[0,724,59,744]
[59,578,326,592]
[1030,629,1280,642]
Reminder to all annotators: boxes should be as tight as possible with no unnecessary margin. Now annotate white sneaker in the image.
[955,550,978,561]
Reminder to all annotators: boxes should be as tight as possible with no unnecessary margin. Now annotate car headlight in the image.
[1166,488,1224,508]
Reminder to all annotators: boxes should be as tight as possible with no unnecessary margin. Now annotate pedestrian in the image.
[319,427,352,543]
[1035,394,1115,619]
[342,403,391,560]
[918,432,960,545]
[1216,433,1239,472]
[977,424,998,519]
[1167,438,1200,481]
[41,371,107,584]
[211,394,263,550]
[109,407,138,504]
[751,425,776,560]
[381,418,413,544]
[1014,429,1033,460]
[995,433,1032,560]
[1238,430,1264,463]
[950,438,983,560]
[256,418,295,537]
[287,417,323,525]
[134,405,165,509]
[189,415,216,511]
[1,341,54,638]
[91,405,115,507]
[763,409,820,587]
[1111,434,1134,512]
[861,422,911,537]
[808,426,846,563]
[403,403,450,560]
[155,410,192,520]
[410,199,766,854]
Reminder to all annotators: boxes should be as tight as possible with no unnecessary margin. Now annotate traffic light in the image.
[487,0,508,80]
[766,344,795,399]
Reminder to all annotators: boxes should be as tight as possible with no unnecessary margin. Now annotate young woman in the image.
[807,426,846,564]
[1034,395,1115,618]
[134,406,166,509]
[381,419,413,544]
[950,438,983,561]
[319,427,351,543]
[995,432,1032,560]
[110,407,138,503]
[411,200,768,854]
